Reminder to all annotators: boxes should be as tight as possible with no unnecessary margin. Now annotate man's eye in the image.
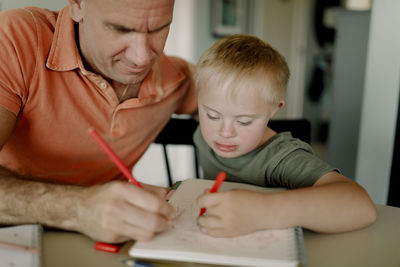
[114,27,130,34]
[106,24,130,34]
[207,113,219,120]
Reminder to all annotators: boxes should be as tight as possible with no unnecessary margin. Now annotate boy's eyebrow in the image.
[105,21,172,33]
[202,104,221,115]
[202,104,260,118]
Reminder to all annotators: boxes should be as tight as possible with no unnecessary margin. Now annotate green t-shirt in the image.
[193,127,338,189]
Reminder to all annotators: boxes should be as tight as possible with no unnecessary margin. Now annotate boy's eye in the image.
[206,113,220,120]
[237,120,252,126]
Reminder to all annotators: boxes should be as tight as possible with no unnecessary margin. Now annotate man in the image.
[0,0,197,243]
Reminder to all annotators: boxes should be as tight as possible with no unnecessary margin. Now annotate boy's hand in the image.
[197,189,273,237]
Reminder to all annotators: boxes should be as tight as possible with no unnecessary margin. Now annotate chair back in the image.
[154,117,199,186]
[268,119,312,144]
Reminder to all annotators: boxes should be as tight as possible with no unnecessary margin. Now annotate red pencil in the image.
[89,128,143,188]
[94,242,120,253]
[89,128,144,253]
[199,171,226,216]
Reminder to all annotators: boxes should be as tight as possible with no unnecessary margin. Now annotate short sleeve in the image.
[268,148,338,188]
[168,56,197,115]
[0,8,38,115]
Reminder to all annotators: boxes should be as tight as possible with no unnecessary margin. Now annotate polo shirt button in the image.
[81,70,87,75]
[100,82,107,89]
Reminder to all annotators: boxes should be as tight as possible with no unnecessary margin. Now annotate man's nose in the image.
[125,33,152,67]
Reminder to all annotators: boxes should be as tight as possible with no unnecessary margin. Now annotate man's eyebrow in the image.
[149,21,172,33]
[105,21,172,33]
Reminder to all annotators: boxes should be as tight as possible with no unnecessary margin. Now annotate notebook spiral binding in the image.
[294,227,307,267]
[32,224,43,267]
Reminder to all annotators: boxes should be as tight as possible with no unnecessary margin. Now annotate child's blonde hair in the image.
[195,34,289,105]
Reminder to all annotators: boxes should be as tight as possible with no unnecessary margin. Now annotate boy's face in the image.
[198,77,282,158]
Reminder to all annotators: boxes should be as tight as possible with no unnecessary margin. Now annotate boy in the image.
[193,34,376,237]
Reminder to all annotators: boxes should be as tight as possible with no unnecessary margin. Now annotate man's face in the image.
[69,0,174,87]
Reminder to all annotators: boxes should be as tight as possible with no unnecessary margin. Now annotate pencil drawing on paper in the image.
[169,187,289,254]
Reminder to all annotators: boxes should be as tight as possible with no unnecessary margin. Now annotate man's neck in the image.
[115,82,141,103]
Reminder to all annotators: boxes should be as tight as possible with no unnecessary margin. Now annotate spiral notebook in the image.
[0,224,42,267]
[129,179,306,267]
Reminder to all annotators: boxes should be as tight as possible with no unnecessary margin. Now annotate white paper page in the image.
[130,179,302,267]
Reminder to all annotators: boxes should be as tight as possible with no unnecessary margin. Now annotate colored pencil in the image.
[199,171,226,216]
[89,127,145,253]
[89,128,143,188]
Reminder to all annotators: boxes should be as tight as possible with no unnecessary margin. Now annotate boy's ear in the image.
[68,0,85,23]
[270,100,285,117]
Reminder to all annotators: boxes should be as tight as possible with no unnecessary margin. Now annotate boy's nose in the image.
[219,122,236,138]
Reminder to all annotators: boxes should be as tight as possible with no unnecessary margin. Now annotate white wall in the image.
[327,11,370,179]
[0,0,65,10]
[164,0,196,63]
[355,0,400,204]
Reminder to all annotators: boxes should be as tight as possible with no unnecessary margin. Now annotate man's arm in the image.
[0,106,174,242]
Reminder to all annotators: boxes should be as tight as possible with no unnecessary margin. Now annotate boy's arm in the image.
[275,171,377,233]
[198,171,377,237]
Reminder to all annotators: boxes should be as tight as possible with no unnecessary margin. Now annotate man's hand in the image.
[76,181,175,243]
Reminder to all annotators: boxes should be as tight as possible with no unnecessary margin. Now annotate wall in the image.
[326,11,370,179]
[164,0,196,63]
[0,0,64,10]
[355,0,400,204]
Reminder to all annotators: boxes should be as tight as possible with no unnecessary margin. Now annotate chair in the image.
[154,117,311,186]
[154,117,199,187]
[267,119,312,144]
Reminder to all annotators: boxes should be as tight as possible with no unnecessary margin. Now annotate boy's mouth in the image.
[215,142,237,152]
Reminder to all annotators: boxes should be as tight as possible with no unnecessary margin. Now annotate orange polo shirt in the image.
[0,6,197,185]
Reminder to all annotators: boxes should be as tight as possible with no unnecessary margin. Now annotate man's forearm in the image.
[0,165,83,230]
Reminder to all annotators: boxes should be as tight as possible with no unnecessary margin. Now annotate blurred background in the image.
[1,0,398,206]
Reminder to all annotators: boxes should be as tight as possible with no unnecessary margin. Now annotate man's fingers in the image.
[108,182,176,219]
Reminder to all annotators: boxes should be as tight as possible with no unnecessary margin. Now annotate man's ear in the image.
[270,100,285,118]
[68,0,85,23]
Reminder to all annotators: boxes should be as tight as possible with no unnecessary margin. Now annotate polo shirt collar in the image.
[46,6,81,71]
